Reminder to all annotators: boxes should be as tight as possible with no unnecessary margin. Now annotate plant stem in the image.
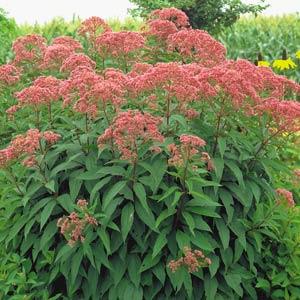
[85,113,90,153]
[212,112,222,157]
[35,109,40,129]
[5,168,24,196]
[248,128,283,170]
[173,151,190,229]
[48,103,52,126]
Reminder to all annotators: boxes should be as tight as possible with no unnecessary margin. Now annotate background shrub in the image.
[129,0,267,33]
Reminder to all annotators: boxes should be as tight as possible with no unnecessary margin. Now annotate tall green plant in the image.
[0,8,299,299]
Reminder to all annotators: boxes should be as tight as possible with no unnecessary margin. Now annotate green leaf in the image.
[121,203,134,242]
[135,201,157,232]
[176,230,190,250]
[209,256,219,278]
[97,166,125,176]
[224,273,243,297]
[182,212,195,235]
[102,180,127,211]
[155,208,176,228]
[40,219,57,249]
[83,243,96,268]
[217,137,227,158]
[133,182,149,213]
[45,180,56,193]
[71,249,83,285]
[156,186,179,202]
[204,274,218,300]
[215,219,230,249]
[77,170,104,180]
[97,228,111,254]
[186,206,221,218]
[69,175,82,201]
[256,278,270,292]
[213,157,224,181]
[90,176,112,203]
[152,233,167,258]
[152,263,166,285]
[191,231,214,251]
[219,189,234,223]
[40,200,56,230]
[57,194,73,213]
[189,177,221,187]
[188,192,221,207]
[140,253,160,272]
[225,160,245,188]
[128,255,141,287]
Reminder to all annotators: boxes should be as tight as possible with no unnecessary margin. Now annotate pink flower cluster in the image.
[60,53,96,74]
[168,247,211,273]
[96,31,145,60]
[276,188,295,207]
[78,16,111,45]
[168,134,206,167]
[60,66,124,118]
[40,36,83,70]
[52,36,83,51]
[10,76,61,116]
[0,129,60,168]
[98,110,164,161]
[12,34,46,66]
[146,8,189,42]
[167,29,226,66]
[57,199,98,246]
[127,62,214,117]
[0,64,21,85]
[254,98,300,132]
[150,8,190,29]
[147,20,178,40]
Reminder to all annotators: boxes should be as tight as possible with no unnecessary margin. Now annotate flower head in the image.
[272,58,297,71]
[60,53,96,74]
[96,31,145,59]
[57,199,98,246]
[258,60,270,67]
[14,76,61,111]
[97,110,164,161]
[276,188,295,207]
[167,29,226,66]
[52,36,83,52]
[150,8,190,29]
[12,34,46,66]
[0,64,21,85]
[78,16,111,44]
[168,247,211,273]
[41,45,74,70]
[168,134,206,167]
[146,20,178,40]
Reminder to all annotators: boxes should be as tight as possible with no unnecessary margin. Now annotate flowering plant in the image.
[0,8,299,299]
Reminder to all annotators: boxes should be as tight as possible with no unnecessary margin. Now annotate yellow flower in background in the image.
[272,57,297,71]
[296,50,300,59]
[258,60,270,67]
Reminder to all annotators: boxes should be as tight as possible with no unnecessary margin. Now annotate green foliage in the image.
[217,14,300,80]
[129,0,267,33]
[17,17,144,42]
[0,8,18,64]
